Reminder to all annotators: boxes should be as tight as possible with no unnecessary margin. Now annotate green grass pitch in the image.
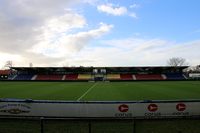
[0,81,200,133]
[0,81,200,101]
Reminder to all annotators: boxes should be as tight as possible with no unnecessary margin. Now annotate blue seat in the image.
[14,74,34,80]
[165,73,185,80]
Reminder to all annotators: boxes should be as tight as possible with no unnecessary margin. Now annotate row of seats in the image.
[106,74,164,80]
[13,74,92,80]
[120,74,134,80]
[14,74,34,80]
[65,74,78,80]
[0,70,10,75]
[135,74,164,80]
[165,73,185,80]
[106,73,185,80]
[36,75,63,80]
[12,73,186,80]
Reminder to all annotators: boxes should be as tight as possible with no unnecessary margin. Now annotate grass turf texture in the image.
[0,81,200,101]
[0,81,200,133]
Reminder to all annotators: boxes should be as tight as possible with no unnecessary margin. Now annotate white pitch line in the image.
[77,82,98,101]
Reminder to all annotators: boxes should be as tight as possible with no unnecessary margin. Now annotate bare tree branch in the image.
[167,57,189,67]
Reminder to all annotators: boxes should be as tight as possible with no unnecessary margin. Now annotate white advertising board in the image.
[0,100,200,118]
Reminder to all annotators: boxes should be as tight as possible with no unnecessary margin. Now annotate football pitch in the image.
[0,81,200,133]
[0,81,200,101]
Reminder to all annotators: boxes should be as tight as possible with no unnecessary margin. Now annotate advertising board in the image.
[0,99,200,118]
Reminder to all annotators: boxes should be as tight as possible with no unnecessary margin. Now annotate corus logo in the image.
[118,104,129,112]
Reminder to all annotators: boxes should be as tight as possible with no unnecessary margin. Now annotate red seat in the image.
[36,75,63,80]
[65,74,78,80]
[135,74,164,80]
[120,74,133,80]
[0,70,10,75]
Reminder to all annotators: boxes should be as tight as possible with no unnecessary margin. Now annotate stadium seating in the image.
[14,74,34,80]
[0,70,10,75]
[165,73,185,80]
[12,73,186,81]
[78,74,92,80]
[120,74,133,80]
[135,74,164,80]
[35,75,63,80]
[5,67,188,81]
[65,74,78,80]
[106,74,121,80]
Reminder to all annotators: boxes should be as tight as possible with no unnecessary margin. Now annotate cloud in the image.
[129,12,137,18]
[0,0,199,67]
[0,0,113,67]
[29,12,87,57]
[58,38,200,67]
[1,36,200,67]
[97,3,137,18]
[130,4,140,9]
[44,13,86,34]
[0,52,67,67]
[31,23,113,57]
[97,4,128,16]
[0,0,82,54]
[58,23,113,52]
[83,0,99,5]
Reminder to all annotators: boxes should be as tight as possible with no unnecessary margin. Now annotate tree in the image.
[4,61,13,68]
[167,57,189,67]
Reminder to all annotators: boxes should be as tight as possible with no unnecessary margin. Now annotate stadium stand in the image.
[78,74,92,80]
[0,70,10,80]
[165,73,185,80]
[0,70,10,75]
[1,66,190,81]
[135,74,164,80]
[14,74,34,80]
[106,74,121,80]
[35,75,63,80]
[65,74,78,80]
[120,74,133,80]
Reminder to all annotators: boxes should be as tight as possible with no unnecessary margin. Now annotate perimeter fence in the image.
[0,117,200,133]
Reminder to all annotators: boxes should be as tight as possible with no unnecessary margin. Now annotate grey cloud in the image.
[71,38,200,66]
[0,15,41,53]
[0,0,114,67]
[0,0,80,54]
[58,23,113,52]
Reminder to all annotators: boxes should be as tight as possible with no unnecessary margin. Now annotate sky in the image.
[0,0,200,67]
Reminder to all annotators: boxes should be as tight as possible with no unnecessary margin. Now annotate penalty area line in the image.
[77,82,98,101]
